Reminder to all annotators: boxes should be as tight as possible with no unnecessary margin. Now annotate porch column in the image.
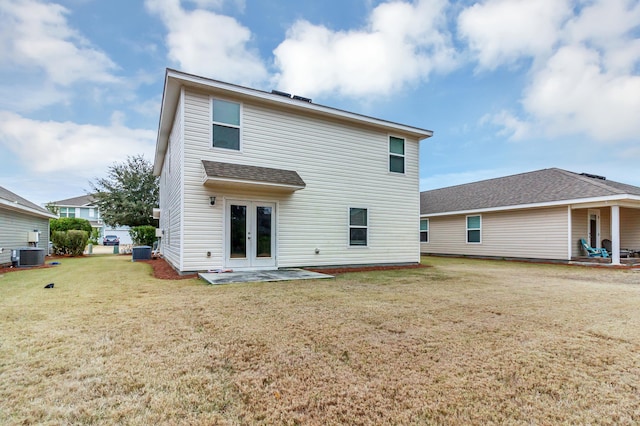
[611,205,621,265]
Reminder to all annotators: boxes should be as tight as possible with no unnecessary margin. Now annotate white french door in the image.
[225,201,276,269]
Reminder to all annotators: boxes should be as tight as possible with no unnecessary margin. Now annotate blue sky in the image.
[1,0,639,206]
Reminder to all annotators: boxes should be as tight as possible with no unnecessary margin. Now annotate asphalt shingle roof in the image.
[202,160,306,188]
[421,168,640,215]
[52,194,95,206]
[0,185,53,216]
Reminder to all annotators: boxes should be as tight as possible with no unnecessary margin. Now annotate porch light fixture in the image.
[209,196,217,206]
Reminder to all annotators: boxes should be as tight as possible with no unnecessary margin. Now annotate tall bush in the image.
[67,230,89,256]
[51,230,89,256]
[51,231,68,255]
[129,226,157,246]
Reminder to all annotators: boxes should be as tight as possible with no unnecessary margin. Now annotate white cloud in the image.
[522,44,640,142]
[145,0,267,86]
[0,0,118,86]
[185,0,245,11]
[272,0,458,98]
[481,110,530,140]
[458,0,572,70]
[470,0,640,144]
[0,111,156,176]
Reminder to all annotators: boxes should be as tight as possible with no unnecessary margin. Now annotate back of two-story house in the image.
[153,69,432,274]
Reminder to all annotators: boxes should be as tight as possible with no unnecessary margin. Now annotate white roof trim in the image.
[0,199,58,219]
[421,194,640,218]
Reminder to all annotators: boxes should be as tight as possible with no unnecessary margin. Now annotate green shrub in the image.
[129,226,157,246]
[67,230,89,256]
[51,230,89,256]
[50,218,92,234]
[51,231,68,255]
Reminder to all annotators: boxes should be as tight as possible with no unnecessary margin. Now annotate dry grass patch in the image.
[1,255,640,424]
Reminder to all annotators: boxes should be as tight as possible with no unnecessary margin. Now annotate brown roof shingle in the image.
[202,160,305,188]
[421,168,640,215]
[52,194,95,206]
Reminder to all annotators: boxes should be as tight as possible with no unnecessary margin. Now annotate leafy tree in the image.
[45,202,59,215]
[90,155,159,227]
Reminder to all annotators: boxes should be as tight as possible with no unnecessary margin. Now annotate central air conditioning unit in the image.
[11,247,46,267]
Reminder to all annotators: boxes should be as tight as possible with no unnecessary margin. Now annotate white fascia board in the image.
[420,194,640,218]
[153,74,181,176]
[0,199,58,219]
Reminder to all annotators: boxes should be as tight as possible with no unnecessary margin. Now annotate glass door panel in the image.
[255,206,272,258]
[229,204,247,258]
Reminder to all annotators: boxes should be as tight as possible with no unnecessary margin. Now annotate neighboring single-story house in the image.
[154,69,433,273]
[49,195,132,245]
[0,185,56,266]
[420,168,640,265]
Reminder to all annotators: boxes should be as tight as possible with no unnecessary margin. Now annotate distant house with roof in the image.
[420,168,640,265]
[49,195,132,245]
[153,69,433,273]
[0,185,56,266]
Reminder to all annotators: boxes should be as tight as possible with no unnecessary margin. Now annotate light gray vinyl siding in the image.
[571,208,588,257]
[158,92,185,272]
[178,89,420,271]
[600,208,611,243]
[621,207,640,249]
[0,209,50,265]
[422,206,568,260]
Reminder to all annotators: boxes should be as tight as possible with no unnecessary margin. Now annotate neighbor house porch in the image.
[570,204,640,265]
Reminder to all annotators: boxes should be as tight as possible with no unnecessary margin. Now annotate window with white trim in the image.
[212,99,240,150]
[60,207,76,218]
[420,218,429,243]
[466,215,481,243]
[349,208,368,246]
[389,136,405,173]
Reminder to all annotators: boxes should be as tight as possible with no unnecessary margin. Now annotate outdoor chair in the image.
[601,239,630,258]
[580,238,609,258]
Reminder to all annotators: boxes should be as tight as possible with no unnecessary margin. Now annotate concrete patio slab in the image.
[198,268,334,285]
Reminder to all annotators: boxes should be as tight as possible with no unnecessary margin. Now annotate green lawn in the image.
[1,255,640,425]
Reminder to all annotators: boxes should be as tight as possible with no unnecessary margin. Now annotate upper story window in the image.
[349,207,368,247]
[389,136,405,173]
[60,207,76,218]
[212,99,240,150]
[466,215,481,244]
[420,219,429,243]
